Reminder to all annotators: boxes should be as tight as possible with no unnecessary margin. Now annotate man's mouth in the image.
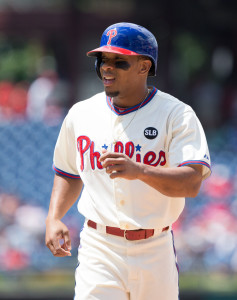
[103,75,115,86]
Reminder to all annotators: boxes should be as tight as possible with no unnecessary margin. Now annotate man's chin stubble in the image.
[105,90,120,98]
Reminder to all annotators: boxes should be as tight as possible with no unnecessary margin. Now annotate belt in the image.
[87,220,169,241]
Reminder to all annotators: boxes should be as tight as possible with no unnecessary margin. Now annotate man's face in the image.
[99,52,142,98]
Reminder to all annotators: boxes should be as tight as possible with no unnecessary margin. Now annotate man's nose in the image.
[101,60,115,71]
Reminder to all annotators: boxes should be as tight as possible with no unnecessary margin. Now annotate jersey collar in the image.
[106,86,158,116]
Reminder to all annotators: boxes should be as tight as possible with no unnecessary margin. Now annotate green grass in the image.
[0,271,237,298]
[179,272,237,293]
[0,270,74,297]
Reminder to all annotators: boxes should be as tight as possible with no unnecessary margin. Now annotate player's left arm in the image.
[99,151,203,198]
[136,162,203,198]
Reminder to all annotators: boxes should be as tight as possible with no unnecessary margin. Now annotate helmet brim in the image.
[87,46,139,57]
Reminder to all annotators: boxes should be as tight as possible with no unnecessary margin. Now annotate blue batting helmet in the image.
[87,22,158,78]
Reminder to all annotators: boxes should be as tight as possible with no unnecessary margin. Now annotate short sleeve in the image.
[53,112,80,179]
[168,108,211,180]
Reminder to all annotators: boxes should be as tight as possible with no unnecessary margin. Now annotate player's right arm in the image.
[45,174,83,257]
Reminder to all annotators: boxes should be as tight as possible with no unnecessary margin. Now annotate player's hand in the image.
[45,218,72,257]
[99,150,142,180]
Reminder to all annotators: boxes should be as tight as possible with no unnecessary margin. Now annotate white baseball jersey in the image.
[53,86,211,230]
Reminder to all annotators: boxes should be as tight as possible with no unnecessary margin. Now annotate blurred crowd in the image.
[0,192,81,273]
[0,67,69,125]
[0,123,82,274]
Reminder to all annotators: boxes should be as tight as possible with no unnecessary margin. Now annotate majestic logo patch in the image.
[144,127,158,139]
[106,29,117,45]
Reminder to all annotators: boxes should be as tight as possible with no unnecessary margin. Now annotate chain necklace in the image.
[110,89,150,145]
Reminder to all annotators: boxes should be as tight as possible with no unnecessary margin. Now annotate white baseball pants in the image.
[74,222,179,300]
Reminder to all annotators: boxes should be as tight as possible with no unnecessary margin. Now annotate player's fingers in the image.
[47,241,62,256]
[63,230,72,251]
[110,170,125,179]
[50,234,66,255]
[106,164,124,174]
[61,243,72,256]
[101,157,126,168]
[54,247,71,257]
[49,241,71,257]
[46,235,59,253]
[46,241,56,254]
[99,151,126,162]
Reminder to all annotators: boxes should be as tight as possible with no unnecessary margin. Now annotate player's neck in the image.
[112,86,150,108]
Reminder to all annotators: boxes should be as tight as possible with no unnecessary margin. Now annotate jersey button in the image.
[119,200,125,206]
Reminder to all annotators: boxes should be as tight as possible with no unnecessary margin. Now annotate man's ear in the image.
[139,59,152,75]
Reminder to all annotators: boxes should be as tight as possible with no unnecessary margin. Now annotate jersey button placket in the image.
[113,115,125,142]
[114,179,125,208]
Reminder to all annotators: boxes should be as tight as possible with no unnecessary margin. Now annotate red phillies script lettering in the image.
[77,136,103,171]
[143,151,166,166]
[90,141,103,170]
[125,141,135,158]
[77,136,91,171]
[77,135,166,172]
[114,141,124,153]
[106,29,117,45]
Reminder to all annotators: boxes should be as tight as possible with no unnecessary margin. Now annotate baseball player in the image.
[45,22,211,300]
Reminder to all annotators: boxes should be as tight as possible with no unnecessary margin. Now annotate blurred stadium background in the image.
[0,0,237,299]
